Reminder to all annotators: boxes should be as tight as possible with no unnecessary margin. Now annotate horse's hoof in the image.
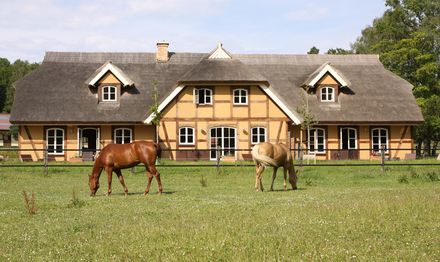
[144,192,149,196]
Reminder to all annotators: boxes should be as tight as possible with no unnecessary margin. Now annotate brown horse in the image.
[251,142,298,192]
[88,141,162,196]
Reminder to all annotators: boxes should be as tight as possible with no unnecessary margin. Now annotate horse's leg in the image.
[255,164,261,190]
[105,167,113,196]
[144,165,154,195]
[256,165,265,192]
[255,164,265,192]
[283,167,288,191]
[270,167,278,191]
[149,165,163,195]
[114,169,128,197]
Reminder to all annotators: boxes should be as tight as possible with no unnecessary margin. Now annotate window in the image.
[179,127,195,145]
[102,86,117,102]
[321,87,335,102]
[340,127,357,150]
[114,128,132,144]
[47,128,64,154]
[372,128,388,153]
[194,88,212,105]
[308,128,326,153]
[233,89,248,105]
[251,127,266,144]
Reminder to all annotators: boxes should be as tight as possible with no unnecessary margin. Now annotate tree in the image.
[0,58,39,113]
[149,80,161,145]
[296,87,318,155]
[326,48,353,55]
[307,46,320,54]
[0,58,12,112]
[352,0,440,153]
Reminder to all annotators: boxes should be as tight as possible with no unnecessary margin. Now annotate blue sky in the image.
[0,0,387,62]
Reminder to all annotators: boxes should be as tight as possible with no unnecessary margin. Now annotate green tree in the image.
[149,80,161,144]
[352,0,440,154]
[4,60,39,112]
[307,46,320,54]
[0,58,12,112]
[326,48,353,55]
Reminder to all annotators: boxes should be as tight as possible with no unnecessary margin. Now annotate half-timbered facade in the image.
[10,42,423,161]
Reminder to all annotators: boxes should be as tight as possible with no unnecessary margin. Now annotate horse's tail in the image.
[251,144,278,167]
[153,142,161,159]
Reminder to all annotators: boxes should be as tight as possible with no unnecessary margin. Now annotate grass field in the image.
[0,162,439,261]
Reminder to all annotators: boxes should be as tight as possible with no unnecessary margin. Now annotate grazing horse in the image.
[251,142,298,192]
[88,141,162,196]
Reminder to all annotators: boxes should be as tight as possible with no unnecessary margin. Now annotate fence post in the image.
[381,145,385,173]
[43,145,48,175]
[216,146,221,174]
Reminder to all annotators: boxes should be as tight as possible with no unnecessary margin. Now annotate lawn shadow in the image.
[268,187,306,192]
[90,191,176,197]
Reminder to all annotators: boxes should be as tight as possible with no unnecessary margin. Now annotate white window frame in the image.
[102,85,117,102]
[250,127,266,144]
[46,128,64,155]
[193,88,213,105]
[114,128,132,144]
[179,127,195,145]
[321,86,335,102]
[372,128,389,153]
[308,128,326,153]
[233,88,248,105]
[340,127,357,150]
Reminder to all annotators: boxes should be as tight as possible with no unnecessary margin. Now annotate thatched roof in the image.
[10,51,423,124]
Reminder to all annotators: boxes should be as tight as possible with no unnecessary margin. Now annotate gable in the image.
[317,73,339,85]
[144,84,302,124]
[87,61,134,87]
[98,72,121,85]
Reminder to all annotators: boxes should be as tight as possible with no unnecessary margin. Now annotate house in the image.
[0,114,18,148]
[10,42,423,161]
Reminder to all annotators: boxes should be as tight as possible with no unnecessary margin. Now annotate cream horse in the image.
[251,142,298,192]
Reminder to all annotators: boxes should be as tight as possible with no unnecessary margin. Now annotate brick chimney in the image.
[156,41,169,62]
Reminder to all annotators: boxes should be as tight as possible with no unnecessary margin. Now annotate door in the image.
[78,128,100,160]
[210,127,236,160]
[335,127,359,160]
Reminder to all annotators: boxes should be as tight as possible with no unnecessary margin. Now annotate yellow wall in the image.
[159,85,290,160]
[99,72,120,84]
[290,125,413,160]
[19,124,155,162]
[317,73,338,85]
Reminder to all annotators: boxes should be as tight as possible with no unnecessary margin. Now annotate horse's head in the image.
[88,174,99,197]
[288,168,298,190]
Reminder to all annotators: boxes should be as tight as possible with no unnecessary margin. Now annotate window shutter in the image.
[193,88,198,104]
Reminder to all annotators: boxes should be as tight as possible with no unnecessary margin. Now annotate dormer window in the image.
[321,87,335,102]
[194,88,212,105]
[233,89,248,105]
[102,86,117,102]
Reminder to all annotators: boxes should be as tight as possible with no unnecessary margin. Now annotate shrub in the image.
[398,174,409,184]
[200,174,208,187]
[409,168,419,179]
[22,190,36,215]
[305,178,315,187]
[425,172,439,182]
[68,189,85,208]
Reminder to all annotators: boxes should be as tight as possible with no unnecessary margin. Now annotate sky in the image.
[0,0,387,63]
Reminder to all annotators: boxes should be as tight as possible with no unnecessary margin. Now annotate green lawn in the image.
[0,163,439,261]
